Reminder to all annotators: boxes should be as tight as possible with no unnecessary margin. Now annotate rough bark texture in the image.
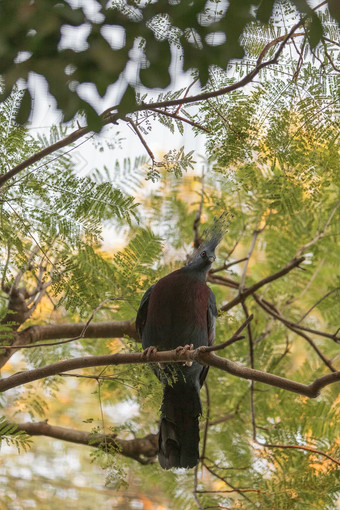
[15,421,158,464]
[0,319,138,369]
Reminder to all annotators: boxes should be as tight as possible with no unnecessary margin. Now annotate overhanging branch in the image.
[0,21,307,189]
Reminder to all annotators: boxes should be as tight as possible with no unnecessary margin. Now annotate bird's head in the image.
[187,212,232,272]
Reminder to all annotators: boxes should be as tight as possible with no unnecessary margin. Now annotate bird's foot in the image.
[175,344,194,366]
[142,346,158,360]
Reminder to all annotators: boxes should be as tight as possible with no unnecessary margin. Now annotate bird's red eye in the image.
[201,251,206,258]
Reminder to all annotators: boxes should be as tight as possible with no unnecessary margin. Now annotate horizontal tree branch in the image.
[1,345,339,397]
[0,319,138,369]
[15,421,158,465]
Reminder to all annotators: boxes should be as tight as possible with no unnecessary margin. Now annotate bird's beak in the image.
[208,255,216,263]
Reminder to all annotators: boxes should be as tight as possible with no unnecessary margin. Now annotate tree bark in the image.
[0,319,138,369]
[15,421,158,464]
[1,347,339,398]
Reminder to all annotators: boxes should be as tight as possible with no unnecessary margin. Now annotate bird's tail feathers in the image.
[158,383,201,469]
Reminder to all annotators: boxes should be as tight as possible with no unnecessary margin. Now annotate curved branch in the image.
[15,421,158,465]
[150,108,210,133]
[1,345,339,397]
[257,441,340,466]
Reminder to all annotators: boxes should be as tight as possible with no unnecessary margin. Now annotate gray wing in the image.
[135,284,155,341]
[199,289,217,387]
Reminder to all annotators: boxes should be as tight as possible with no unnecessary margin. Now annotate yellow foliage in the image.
[309,461,333,475]
[30,296,55,321]
[213,479,227,490]
[108,338,123,353]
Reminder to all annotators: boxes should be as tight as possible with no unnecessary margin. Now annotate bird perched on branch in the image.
[136,214,230,469]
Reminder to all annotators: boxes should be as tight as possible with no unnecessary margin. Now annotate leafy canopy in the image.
[1,0,339,127]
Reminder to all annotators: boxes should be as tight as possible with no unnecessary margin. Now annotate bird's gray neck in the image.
[181,262,212,281]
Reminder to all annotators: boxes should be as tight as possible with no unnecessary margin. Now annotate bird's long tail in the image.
[158,383,202,469]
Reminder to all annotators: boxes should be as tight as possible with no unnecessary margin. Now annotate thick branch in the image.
[0,319,138,369]
[14,318,137,344]
[15,421,158,465]
[1,347,339,397]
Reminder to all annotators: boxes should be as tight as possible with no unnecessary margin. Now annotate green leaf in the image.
[15,88,31,125]
[308,13,324,49]
[118,84,137,115]
[256,0,276,23]
[84,104,103,132]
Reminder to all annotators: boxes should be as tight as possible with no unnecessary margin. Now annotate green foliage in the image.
[0,417,32,453]
[146,147,196,182]
[0,1,339,127]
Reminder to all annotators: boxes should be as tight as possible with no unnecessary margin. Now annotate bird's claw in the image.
[176,344,194,366]
[142,346,158,360]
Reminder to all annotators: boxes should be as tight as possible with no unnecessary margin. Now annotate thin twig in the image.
[201,382,210,463]
[256,441,340,466]
[253,294,337,372]
[192,167,205,249]
[257,33,305,66]
[205,98,241,139]
[174,78,199,114]
[203,463,256,504]
[297,287,340,324]
[323,46,340,72]
[150,107,210,133]
[193,464,205,510]
[239,230,261,292]
[1,245,11,293]
[283,258,325,308]
[202,315,253,353]
[323,36,340,48]
[295,200,340,258]
[255,294,339,345]
[124,117,157,162]
[242,302,256,442]
[209,257,248,274]
[220,256,305,313]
